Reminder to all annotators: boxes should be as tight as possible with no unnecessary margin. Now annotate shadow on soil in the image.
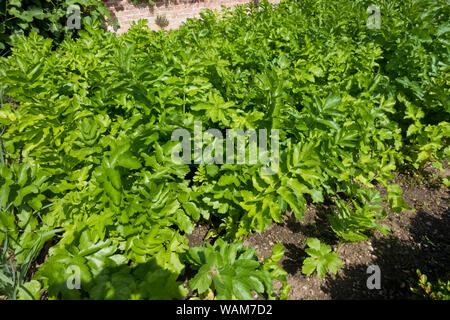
[286,204,340,245]
[281,242,306,275]
[321,206,450,299]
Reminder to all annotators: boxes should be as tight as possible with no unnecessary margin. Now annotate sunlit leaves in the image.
[186,239,277,299]
[301,238,343,278]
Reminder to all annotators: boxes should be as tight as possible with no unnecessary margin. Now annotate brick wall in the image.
[103,0,280,33]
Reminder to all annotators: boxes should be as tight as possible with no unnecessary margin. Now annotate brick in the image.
[102,0,280,32]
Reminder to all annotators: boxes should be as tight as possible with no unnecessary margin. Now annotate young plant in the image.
[301,238,343,279]
[262,243,291,300]
[185,239,287,300]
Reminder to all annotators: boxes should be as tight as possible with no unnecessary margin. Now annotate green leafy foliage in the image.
[0,0,111,55]
[301,238,343,278]
[329,189,390,242]
[185,239,287,299]
[262,243,291,300]
[0,228,61,300]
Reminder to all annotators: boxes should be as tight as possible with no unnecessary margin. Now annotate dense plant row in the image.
[0,0,111,55]
[0,0,449,299]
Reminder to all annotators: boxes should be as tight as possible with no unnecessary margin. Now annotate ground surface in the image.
[186,166,450,299]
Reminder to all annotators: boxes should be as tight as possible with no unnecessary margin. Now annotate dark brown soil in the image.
[186,223,210,247]
[186,167,450,300]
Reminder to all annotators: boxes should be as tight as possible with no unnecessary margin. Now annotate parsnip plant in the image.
[0,0,448,299]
